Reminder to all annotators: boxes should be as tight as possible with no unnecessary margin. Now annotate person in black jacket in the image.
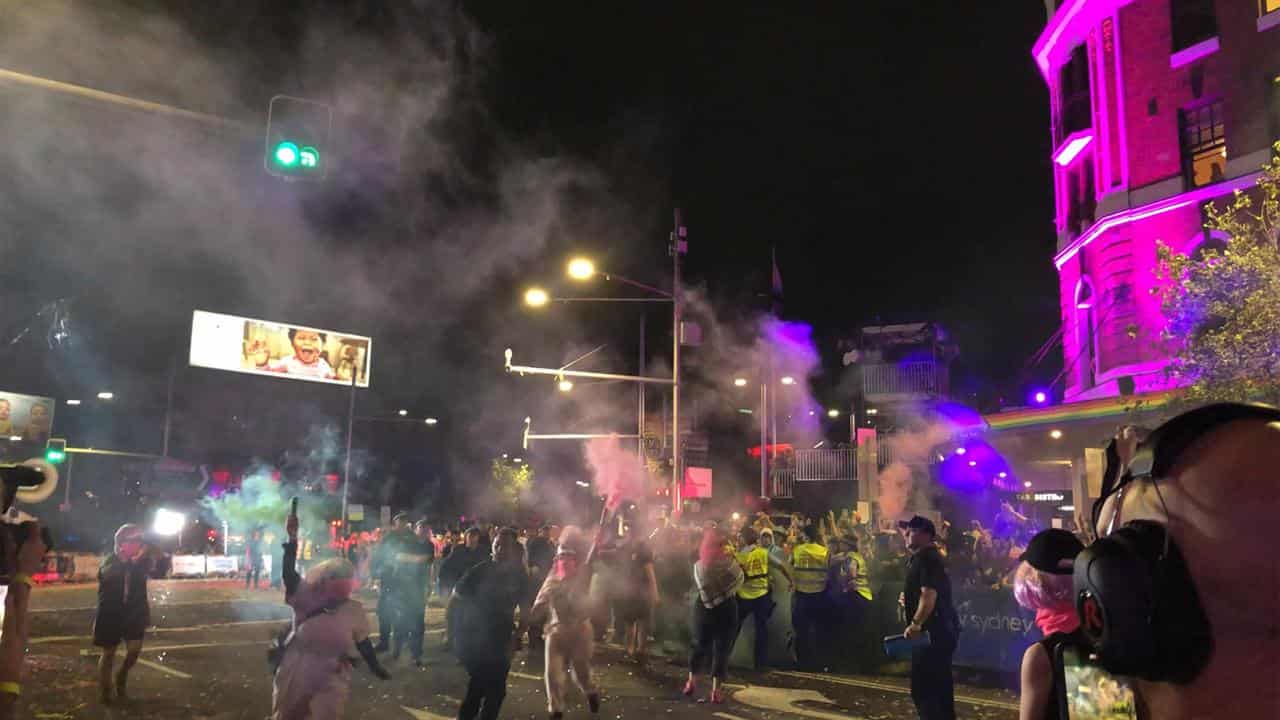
[372,514,412,652]
[391,520,436,666]
[438,527,487,649]
[451,527,530,720]
[900,516,960,720]
[93,525,154,704]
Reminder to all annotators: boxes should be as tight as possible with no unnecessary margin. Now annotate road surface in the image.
[18,579,1019,719]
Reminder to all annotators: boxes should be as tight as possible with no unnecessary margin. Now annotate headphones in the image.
[1074,402,1280,684]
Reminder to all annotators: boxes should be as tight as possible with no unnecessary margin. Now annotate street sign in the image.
[348,504,364,522]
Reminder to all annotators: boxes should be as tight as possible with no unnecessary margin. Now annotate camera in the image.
[0,460,58,582]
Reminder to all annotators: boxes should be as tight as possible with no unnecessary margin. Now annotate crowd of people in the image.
[0,403,1262,720]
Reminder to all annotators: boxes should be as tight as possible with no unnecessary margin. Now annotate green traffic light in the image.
[45,450,65,464]
[300,146,319,168]
[274,141,299,167]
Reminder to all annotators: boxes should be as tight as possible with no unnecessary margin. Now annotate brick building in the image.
[1035,0,1280,402]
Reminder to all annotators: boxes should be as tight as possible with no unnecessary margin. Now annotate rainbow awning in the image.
[984,390,1177,431]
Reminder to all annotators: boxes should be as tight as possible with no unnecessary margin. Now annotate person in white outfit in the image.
[530,526,601,720]
[271,510,390,720]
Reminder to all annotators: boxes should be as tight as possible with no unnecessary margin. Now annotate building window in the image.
[1180,100,1226,187]
[1171,0,1218,52]
[1263,1,1280,16]
[1055,44,1091,147]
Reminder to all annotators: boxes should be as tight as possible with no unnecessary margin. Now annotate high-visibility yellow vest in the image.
[849,551,872,601]
[792,542,829,594]
[736,546,770,600]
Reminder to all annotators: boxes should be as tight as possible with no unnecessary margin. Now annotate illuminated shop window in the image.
[1180,100,1226,187]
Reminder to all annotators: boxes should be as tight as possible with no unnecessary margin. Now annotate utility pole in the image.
[638,313,646,463]
[340,364,358,527]
[670,209,686,518]
[162,353,177,457]
[760,383,768,498]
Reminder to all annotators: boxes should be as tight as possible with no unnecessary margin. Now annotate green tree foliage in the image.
[490,458,533,520]
[1156,143,1280,406]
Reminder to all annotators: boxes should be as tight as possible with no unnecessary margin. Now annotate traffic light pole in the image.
[671,209,685,518]
[340,366,357,528]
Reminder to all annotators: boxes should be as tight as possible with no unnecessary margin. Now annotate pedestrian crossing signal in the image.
[44,438,66,464]
[265,96,331,180]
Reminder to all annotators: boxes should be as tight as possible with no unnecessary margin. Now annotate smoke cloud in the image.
[877,418,956,520]
[582,435,646,512]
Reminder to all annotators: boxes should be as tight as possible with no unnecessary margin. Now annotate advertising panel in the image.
[682,466,712,499]
[0,390,55,443]
[189,310,371,387]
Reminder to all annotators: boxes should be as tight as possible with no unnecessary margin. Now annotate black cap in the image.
[1019,528,1084,575]
[898,515,936,535]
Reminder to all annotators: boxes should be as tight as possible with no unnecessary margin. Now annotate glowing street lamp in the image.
[1049,429,1063,439]
[567,257,596,281]
[558,378,574,392]
[65,399,81,406]
[97,392,114,400]
[733,377,748,387]
[398,409,408,416]
[424,417,439,426]
[153,508,186,536]
[524,287,550,307]
[827,409,840,418]
[779,376,795,386]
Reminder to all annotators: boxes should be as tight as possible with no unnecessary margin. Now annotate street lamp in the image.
[567,258,596,280]
[65,399,81,406]
[733,377,748,387]
[827,408,840,418]
[524,287,550,307]
[779,376,795,386]
[398,409,408,416]
[424,417,438,425]
[558,378,574,392]
[97,392,114,400]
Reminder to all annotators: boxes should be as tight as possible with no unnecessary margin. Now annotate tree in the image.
[1156,143,1280,406]
[490,458,533,521]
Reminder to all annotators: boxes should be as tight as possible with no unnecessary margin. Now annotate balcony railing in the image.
[770,468,794,499]
[862,361,946,400]
[794,448,857,482]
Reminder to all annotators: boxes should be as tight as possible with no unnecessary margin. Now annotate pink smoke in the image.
[878,422,955,520]
[583,435,646,511]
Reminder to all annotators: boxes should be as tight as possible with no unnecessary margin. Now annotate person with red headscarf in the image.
[685,528,743,704]
[531,526,601,720]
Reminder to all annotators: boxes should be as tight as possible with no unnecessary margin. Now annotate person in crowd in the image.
[760,527,787,568]
[790,523,829,670]
[1090,412,1280,719]
[245,528,265,590]
[686,527,743,704]
[372,513,412,652]
[733,526,792,671]
[525,525,558,649]
[451,527,531,720]
[615,520,658,663]
[272,508,390,719]
[392,520,436,666]
[94,524,156,704]
[531,526,601,720]
[0,520,50,719]
[439,527,488,649]
[1012,528,1084,720]
[900,515,960,720]
[825,534,873,671]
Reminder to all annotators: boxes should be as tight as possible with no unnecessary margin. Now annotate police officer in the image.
[392,520,436,666]
[789,523,829,670]
[734,527,792,670]
[373,513,412,653]
[900,515,958,720]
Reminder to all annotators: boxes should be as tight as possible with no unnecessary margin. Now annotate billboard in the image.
[189,310,371,387]
[0,391,55,443]
[682,466,712,499]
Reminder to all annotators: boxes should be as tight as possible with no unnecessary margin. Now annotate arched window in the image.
[1074,277,1098,389]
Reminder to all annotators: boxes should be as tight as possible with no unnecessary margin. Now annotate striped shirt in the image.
[693,556,744,609]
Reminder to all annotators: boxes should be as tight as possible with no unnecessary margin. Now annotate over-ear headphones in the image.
[1074,402,1280,684]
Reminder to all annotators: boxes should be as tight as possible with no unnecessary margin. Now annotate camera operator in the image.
[1094,409,1280,719]
[94,524,155,705]
[0,521,50,719]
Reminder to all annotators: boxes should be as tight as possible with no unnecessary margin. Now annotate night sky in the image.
[0,1,1062,511]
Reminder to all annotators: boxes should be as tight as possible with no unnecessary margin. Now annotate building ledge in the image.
[1260,9,1280,33]
[1169,36,1220,69]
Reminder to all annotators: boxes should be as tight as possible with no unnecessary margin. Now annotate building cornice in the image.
[1033,0,1135,79]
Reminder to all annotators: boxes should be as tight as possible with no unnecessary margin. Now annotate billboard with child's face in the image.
[189,310,371,387]
[0,391,55,443]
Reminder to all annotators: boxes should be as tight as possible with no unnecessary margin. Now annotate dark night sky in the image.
[1,1,1062,510]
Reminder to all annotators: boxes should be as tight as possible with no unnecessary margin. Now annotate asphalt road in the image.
[17,580,1019,719]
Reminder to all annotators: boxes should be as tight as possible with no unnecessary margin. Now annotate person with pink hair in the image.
[1012,528,1085,720]
[530,526,601,720]
[685,528,743,704]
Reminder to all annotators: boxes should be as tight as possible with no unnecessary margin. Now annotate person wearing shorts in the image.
[93,524,153,704]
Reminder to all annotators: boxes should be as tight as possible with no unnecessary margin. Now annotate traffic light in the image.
[265,95,331,180]
[44,438,66,464]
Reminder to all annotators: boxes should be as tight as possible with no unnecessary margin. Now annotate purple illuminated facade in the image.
[1035,0,1280,401]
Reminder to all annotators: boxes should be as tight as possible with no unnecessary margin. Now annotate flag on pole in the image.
[770,246,784,316]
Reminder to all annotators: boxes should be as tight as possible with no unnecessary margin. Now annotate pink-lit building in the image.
[1036,0,1280,402]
